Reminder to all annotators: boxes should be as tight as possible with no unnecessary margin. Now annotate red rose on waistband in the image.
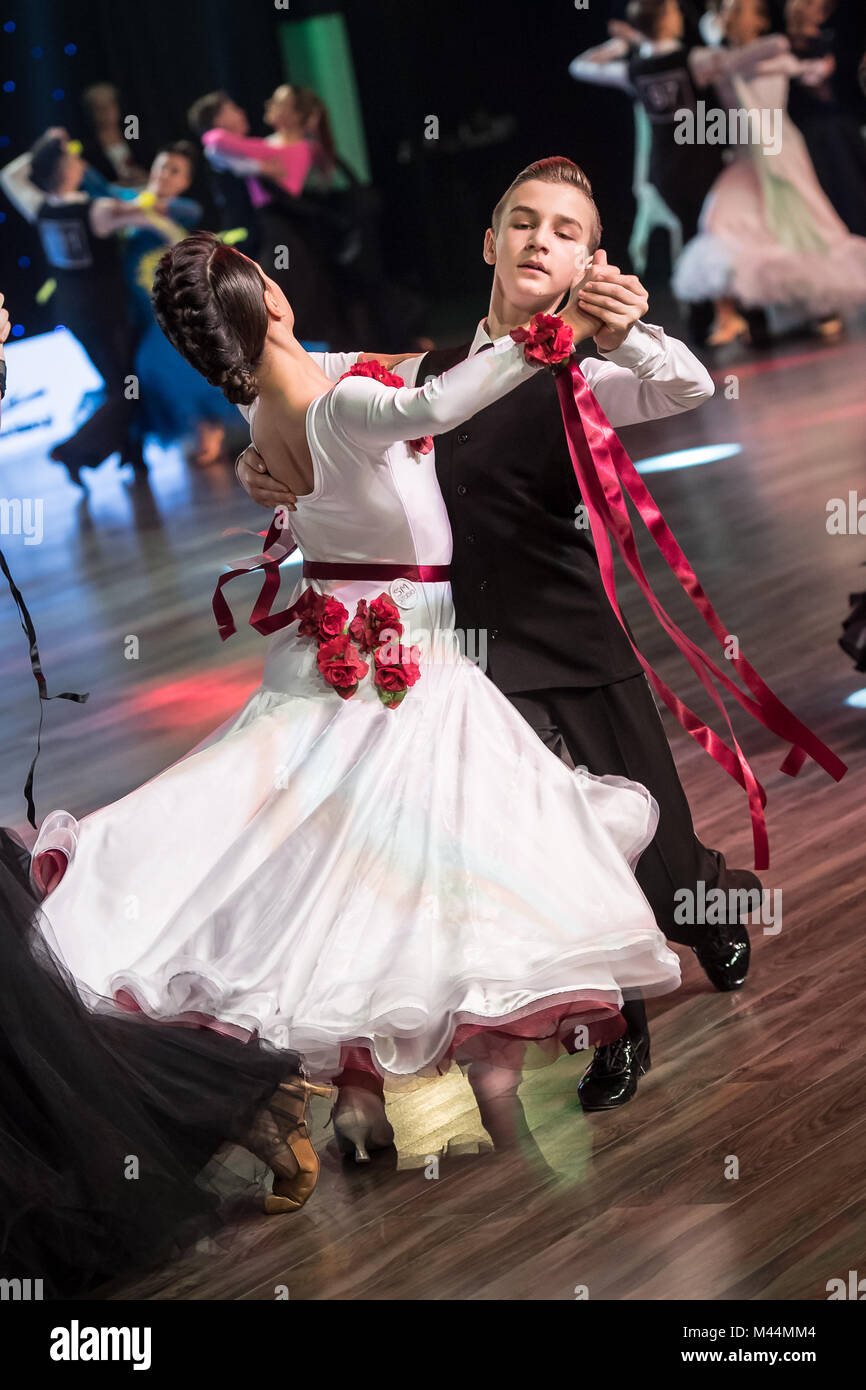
[373,644,422,707]
[318,596,349,639]
[316,634,369,698]
[347,598,374,653]
[295,589,328,639]
[510,312,574,367]
[368,594,403,643]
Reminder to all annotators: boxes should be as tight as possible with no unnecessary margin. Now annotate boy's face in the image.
[150,152,193,200]
[483,179,595,312]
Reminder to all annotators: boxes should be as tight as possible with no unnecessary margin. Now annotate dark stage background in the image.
[2,0,865,341]
[0,0,695,339]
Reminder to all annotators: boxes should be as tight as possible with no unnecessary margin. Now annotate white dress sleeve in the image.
[325,334,539,451]
[568,44,633,92]
[689,35,790,87]
[0,152,42,223]
[307,350,363,381]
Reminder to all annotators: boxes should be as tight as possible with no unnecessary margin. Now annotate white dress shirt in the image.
[392,319,714,428]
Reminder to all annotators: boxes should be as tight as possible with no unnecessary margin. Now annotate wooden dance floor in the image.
[2,328,864,1301]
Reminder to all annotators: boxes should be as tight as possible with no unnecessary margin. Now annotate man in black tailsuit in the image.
[237,157,758,1111]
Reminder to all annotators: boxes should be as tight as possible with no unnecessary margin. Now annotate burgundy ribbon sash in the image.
[302,561,450,582]
[213,514,298,640]
[212,515,450,640]
[555,359,846,869]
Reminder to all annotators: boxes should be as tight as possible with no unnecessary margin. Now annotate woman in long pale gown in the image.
[672,0,866,343]
[31,232,682,1158]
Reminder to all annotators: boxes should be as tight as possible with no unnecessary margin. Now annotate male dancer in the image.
[236,157,758,1110]
[187,92,265,261]
[0,130,154,485]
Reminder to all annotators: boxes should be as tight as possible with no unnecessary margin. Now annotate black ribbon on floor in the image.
[0,544,89,827]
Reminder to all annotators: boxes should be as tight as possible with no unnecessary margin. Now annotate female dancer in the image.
[672,0,866,343]
[200,83,341,343]
[0,298,326,1300]
[84,140,241,467]
[31,233,682,1158]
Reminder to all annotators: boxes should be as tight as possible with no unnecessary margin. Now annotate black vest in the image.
[627,47,723,218]
[421,344,643,694]
[36,199,120,278]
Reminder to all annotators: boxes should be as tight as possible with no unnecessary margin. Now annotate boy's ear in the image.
[483,227,496,266]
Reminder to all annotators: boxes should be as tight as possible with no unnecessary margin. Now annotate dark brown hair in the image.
[293,88,336,170]
[626,0,678,38]
[187,90,232,137]
[491,157,602,252]
[30,134,68,193]
[155,140,198,177]
[151,232,269,405]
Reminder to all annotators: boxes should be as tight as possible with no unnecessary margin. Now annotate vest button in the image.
[456,430,469,444]
[466,534,475,544]
[479,579,488,592]
[457,484,467,496]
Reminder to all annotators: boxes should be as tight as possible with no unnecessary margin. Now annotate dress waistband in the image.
[301,561,451,582]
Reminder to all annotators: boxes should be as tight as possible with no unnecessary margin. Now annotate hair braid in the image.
[151,231,268,405]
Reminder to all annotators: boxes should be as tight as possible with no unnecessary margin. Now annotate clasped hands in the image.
[560,248,649,352]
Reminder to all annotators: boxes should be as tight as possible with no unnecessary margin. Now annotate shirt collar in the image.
[468,319,493,357]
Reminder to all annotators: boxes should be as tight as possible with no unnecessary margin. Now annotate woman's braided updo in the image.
[151,231,269,405]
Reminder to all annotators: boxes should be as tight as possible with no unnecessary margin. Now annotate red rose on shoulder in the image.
[316,634,369,699]
[510,312,573,367]
[338,359,404,390]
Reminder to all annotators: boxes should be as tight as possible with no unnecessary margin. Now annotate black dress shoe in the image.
[692,920,751,991]
[578,1032,651,1111]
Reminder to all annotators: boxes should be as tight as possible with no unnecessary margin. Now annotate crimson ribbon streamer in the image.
[555,360,846,869]
[1,545,89,827]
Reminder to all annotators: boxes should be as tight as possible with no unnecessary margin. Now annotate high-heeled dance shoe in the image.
[250,1076,333,1214]
[331,1087,395,1163]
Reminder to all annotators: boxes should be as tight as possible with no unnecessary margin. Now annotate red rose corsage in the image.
[510,312,574,370]
[338,359,433,455]
[372,642,422,709]
[287,585,420,708]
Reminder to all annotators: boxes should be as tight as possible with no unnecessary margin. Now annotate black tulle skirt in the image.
[0,826,300,1299]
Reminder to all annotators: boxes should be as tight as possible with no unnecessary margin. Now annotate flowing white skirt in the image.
[33,648,680,1079]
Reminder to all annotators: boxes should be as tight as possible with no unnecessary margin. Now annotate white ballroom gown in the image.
[32,332,681,1080]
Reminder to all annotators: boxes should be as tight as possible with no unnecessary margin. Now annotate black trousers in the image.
[506,675,733,952]
[57,296,142,468]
